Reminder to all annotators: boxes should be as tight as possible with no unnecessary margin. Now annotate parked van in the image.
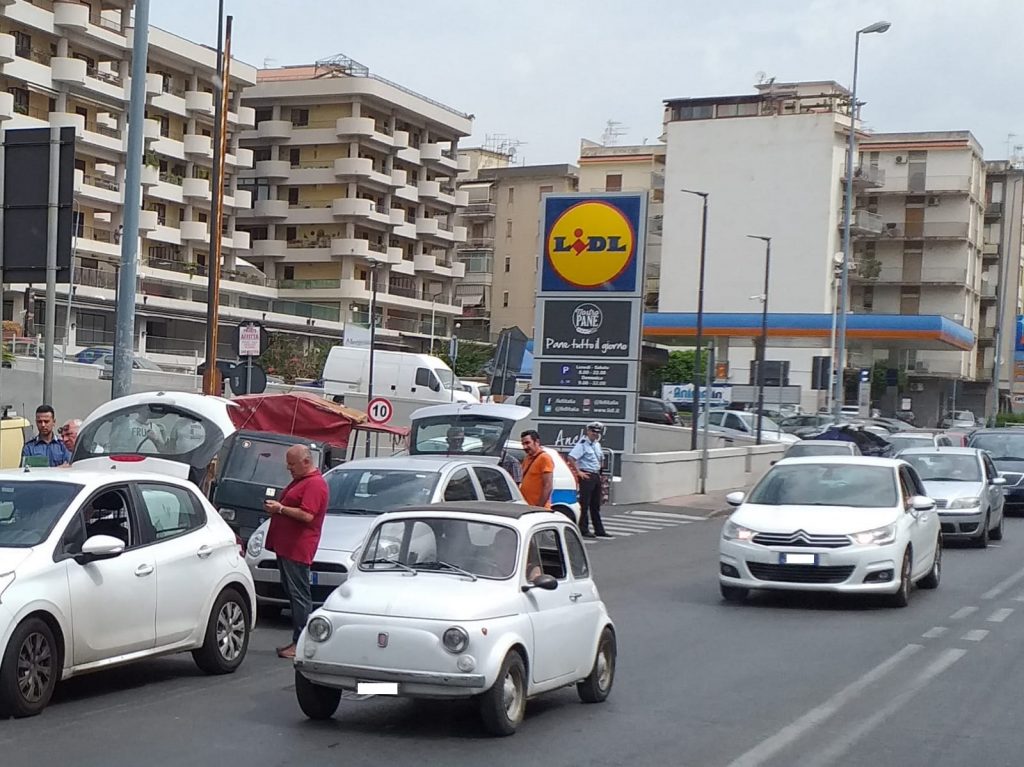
[323,347,475,405]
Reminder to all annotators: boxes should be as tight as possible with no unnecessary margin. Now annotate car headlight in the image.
[852,523,898,546]
[722,521,757,542]
[218,508,236,522]
[442,626,469,654]
[307,616,332,643]
[949,497,982,509]
[0,572,14,604]
[247,530,265,558]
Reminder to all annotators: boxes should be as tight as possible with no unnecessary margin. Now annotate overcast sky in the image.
[151,0,1023,164]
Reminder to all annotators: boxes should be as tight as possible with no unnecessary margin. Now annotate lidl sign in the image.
[541,193,645,293]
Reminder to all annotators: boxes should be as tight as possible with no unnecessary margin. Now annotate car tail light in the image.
[236,535,245,556]
[110,454,146,462]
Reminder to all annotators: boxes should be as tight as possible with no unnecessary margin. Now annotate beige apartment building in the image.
[236,55,472,352]
[850,132,988,415]
[577,138,665,308]
[456,164,578,341]
[0,0,272,369]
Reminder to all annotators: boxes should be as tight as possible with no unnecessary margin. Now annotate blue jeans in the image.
[277,557,311,643]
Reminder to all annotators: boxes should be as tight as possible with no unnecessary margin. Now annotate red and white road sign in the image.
[367,397,393,425]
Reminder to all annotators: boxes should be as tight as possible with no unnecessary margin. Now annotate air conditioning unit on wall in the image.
[928,196,941,206]
[895,155,906,164]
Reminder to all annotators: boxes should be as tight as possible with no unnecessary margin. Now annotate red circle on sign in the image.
[367,397,393,425]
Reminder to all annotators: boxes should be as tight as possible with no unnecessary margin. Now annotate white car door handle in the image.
[197,545,213,559]
[135,564,154,577]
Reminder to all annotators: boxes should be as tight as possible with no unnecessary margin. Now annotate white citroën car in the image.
[292,501,616,736]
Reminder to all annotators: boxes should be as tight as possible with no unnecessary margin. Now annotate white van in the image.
[322,347,474,404]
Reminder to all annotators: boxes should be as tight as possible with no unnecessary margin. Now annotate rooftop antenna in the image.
[262,56,276,69]
[601,120,628,146]
[1007,133,1019,163]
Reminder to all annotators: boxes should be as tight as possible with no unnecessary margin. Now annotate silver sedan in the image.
[899,447,1006,547]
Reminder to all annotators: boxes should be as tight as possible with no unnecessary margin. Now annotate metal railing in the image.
[871,267,969,285]
[871,222,971,239]
[272,301,340,322]
[81,174,119,192]
[278,278,342,290]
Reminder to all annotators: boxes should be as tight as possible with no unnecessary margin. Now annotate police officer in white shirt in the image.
[567,421,611,539]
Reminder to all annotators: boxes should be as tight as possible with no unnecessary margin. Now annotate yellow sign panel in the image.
[546,201,636,289]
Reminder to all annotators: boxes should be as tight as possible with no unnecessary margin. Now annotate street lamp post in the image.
[747,235,771,445]
[681,189,709,450]
[833,20,891,419]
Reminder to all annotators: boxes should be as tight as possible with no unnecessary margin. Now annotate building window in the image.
[8,87,28,116]
[502,291,509,308]
[158,115,169,137]
[252,147,271,163]
[506,220,513,238]
[77,311,113,344]
[285,226,297,242]
[539,184,553,200]
[13,31,30,59]
[291,108,309,127]
[605,174,622,192]
[673,104,714,121]
[507,188,514,204]
[254,107,272,125]
[287,188,299,205]
[283,265,295,280]
[289,147,300,167]
[504,257,510,273]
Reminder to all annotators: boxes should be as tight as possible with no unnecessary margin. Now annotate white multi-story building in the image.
[236,55,472,352]
[661,81,852,406]
[0,0,295,369]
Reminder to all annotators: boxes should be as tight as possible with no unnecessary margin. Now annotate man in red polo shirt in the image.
[264,444,329,659]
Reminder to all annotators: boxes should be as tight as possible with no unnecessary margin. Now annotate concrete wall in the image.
[614,443,784,505]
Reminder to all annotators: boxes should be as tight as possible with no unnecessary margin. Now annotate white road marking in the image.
[961,629,990,642]
[949,606,977,620]
[600,519,675,531]
[981,565,1024,600]
[723,644,923,767]
[627,510,707,522]
[1013,591,1024,603]
[988,608,1014,623]
[802,648,966,767]
[590,527,635,536]
[922,626,947,639]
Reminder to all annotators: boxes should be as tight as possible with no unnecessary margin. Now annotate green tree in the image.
[438,341,493,378]
[652,349,709,387]
[258,336,332,383]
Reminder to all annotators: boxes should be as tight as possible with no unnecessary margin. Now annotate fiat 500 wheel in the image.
[478,651,526,736]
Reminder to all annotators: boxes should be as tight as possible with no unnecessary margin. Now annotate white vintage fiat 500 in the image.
[292,501,616,736]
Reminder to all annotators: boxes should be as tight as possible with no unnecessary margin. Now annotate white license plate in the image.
[780,552,817,565]
[357,682,398,695]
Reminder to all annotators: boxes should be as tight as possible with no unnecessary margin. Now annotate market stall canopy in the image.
[228,392,407,450]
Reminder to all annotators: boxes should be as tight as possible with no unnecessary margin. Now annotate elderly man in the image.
[264,444,329,659]
[567,421,611,539]
[61,419,82,454]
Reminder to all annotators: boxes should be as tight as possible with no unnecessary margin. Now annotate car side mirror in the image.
[74,534,125,565]
[992,477,1007,486]
[911,496,935,513]
[522,574,558,592]
[726,491,746,507]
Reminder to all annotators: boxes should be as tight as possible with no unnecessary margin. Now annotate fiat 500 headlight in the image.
[442,626,469,654]
[307,616,332,643]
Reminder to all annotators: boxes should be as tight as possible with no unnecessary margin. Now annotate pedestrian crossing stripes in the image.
[581,508,710,543]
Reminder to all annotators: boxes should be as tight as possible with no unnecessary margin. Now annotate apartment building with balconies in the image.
[0,0,339,370]
[235,55,472,351]
[454,163,578,341]
[850,132,987,408]
[577,138,665,308]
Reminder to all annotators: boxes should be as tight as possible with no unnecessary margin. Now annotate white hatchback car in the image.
[0,467,256,717]
[719,457,942,607]
[292,502,616,736]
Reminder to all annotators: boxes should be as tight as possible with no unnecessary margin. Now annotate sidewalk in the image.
[611,485,753,519]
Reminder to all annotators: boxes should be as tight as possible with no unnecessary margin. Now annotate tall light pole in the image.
[365,259,382,457]
[747,235,771,445]
[681,189,709,449]
[833,20,891,418]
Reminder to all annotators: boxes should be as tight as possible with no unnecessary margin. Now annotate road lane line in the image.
[591,528,634,536]
[627,510,706,522]
[961,629,990,642]
[988,608,1014,623]
[599,519,674,530]
[922,627,947,639]
[981,565,1024,599]
[723,644,923,767]
[949,606,977,620]
[1013,591,1024,602]
[802,648,967,767]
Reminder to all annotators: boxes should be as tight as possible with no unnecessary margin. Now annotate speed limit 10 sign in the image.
[367,397,393,425]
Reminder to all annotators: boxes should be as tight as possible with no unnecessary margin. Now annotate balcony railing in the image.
[871,267,969,285]
[877,175,972,194]
[460,236,495,249]
[462,202,496,215]
[273,301,340,322]
[985,202,1004,217]
[81,174,120,192]
[845,165,885,187]
[279,278,342,290]
[75,267,118,290]
[870,222,971,240]
[847,209,884,235]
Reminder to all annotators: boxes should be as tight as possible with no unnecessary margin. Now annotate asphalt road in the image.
[5,510,1024,766]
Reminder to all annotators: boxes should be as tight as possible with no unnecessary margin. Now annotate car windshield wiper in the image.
[412,560,478,581]
[926,477,974,482]
[362,557,417,574]
[992,456,1024,462]
[329,507,381,516]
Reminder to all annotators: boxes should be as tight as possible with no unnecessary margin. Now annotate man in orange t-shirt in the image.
[519,430,554,508]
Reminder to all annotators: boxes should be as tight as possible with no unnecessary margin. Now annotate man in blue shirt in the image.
[22,405,72,467]
[567,421,611,539]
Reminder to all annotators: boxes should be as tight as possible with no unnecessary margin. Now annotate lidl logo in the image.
[541,194,644,293]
